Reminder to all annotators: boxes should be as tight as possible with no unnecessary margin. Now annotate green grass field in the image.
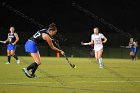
[0,56,140,93]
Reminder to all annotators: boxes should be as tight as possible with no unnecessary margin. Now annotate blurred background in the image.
[0,0,139,58]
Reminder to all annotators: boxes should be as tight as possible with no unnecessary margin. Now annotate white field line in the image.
[0,80,140,85]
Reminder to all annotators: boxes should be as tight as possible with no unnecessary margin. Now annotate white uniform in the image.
[91,33,105,51]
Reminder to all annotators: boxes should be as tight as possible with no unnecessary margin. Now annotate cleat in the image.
[17,60,20,64]
[99,64,103,68]
[5,62,10,64]
[31,74,37,78]
[99,66,103,68]
[22,68,32,78]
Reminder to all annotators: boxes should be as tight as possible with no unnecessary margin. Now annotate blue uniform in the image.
[129,42,137,53]
[25,29,49,53]
[130,48,136,52]
[7,33,16,50]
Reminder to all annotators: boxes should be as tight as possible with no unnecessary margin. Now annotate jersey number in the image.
[33,31,41,38]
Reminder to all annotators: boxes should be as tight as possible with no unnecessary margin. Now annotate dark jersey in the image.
[30,29,50,44]
[8,33,16,44]
[129,41,136,48]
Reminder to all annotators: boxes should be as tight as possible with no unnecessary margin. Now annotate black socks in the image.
[31,64,38,75]
[8,54,19,63]
[13,54,19,60]
[131,56,135,61]
[27,62,38,75]
[7,56,11,63]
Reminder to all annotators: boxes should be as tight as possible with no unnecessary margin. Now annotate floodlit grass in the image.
[0,56,140,93]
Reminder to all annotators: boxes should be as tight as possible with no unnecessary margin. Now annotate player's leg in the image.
[130,48,136,61]
[130,52,135,61]
[22,52,40,78]
[94,50,98,61]
[6,50,11,64]
[134,53,136,61]
[27,51,41,76]
[97,49,103,68]
[22,40,40,78]
[94,50,102,68]
[130,52,132,60]
[11,49,20,64]
[134,48,137,61]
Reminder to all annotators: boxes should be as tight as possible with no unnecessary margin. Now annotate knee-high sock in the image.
[98,57,103,66]
[131,56,135,61]
[7,56,11,63]
[31,63,38,75]
[27,62,38,74]
[13,54,19,60]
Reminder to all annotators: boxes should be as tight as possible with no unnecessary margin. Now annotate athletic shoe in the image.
[99,66,103,68]
[17,60,20,64]
[22,68,32,78]
[99,65,103,68]
[5,62,10,64]
[31,74,37,78]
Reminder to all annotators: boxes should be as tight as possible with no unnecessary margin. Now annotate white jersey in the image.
[91,33,105,51]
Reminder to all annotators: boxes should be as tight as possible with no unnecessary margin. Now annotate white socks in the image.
[98,57,103,68]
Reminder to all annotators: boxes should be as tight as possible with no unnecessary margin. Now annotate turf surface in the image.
[0,56,140,93]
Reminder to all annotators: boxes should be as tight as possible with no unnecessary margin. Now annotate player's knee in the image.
[130,52,135,56]
[7,54,11,56]
[96,56,100,59]
[11,52,15,55]
[36,61,41,65]
[11,53,15,56]
[7,53,11,56]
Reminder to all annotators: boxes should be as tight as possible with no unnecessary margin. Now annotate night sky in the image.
[0,0,140,34]
[0,0,71,32]
[0,0,140,32]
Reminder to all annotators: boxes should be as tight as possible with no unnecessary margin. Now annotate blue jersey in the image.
[129,41,137,53]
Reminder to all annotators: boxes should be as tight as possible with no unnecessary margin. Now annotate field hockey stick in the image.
[0,41,6,44]
[81,41,90,45]
[0,41,20,48]
[120,45,130,48]
[53,39,76,69]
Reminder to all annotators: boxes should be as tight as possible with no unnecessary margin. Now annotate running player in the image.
[22,23,64,78]
[81,27,107,68]
[3,26,20,64]
[129,38,137,61]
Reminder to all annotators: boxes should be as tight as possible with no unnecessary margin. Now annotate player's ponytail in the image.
[48,23,57,31]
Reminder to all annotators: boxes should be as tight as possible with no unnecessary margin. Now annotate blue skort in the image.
[130,48,136,53]
[25,40,38,53]
[7,44,16,50]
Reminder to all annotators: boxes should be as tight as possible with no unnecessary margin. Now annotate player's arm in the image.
[135,41,138,47]
[133,42,137,47]
[128,42,133,47]
[81,40,93,45]
[81,34,94,46]
[123,42,131,48]
[102,36,107,43]
[43,34,64,55]
[13,33,19,45]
